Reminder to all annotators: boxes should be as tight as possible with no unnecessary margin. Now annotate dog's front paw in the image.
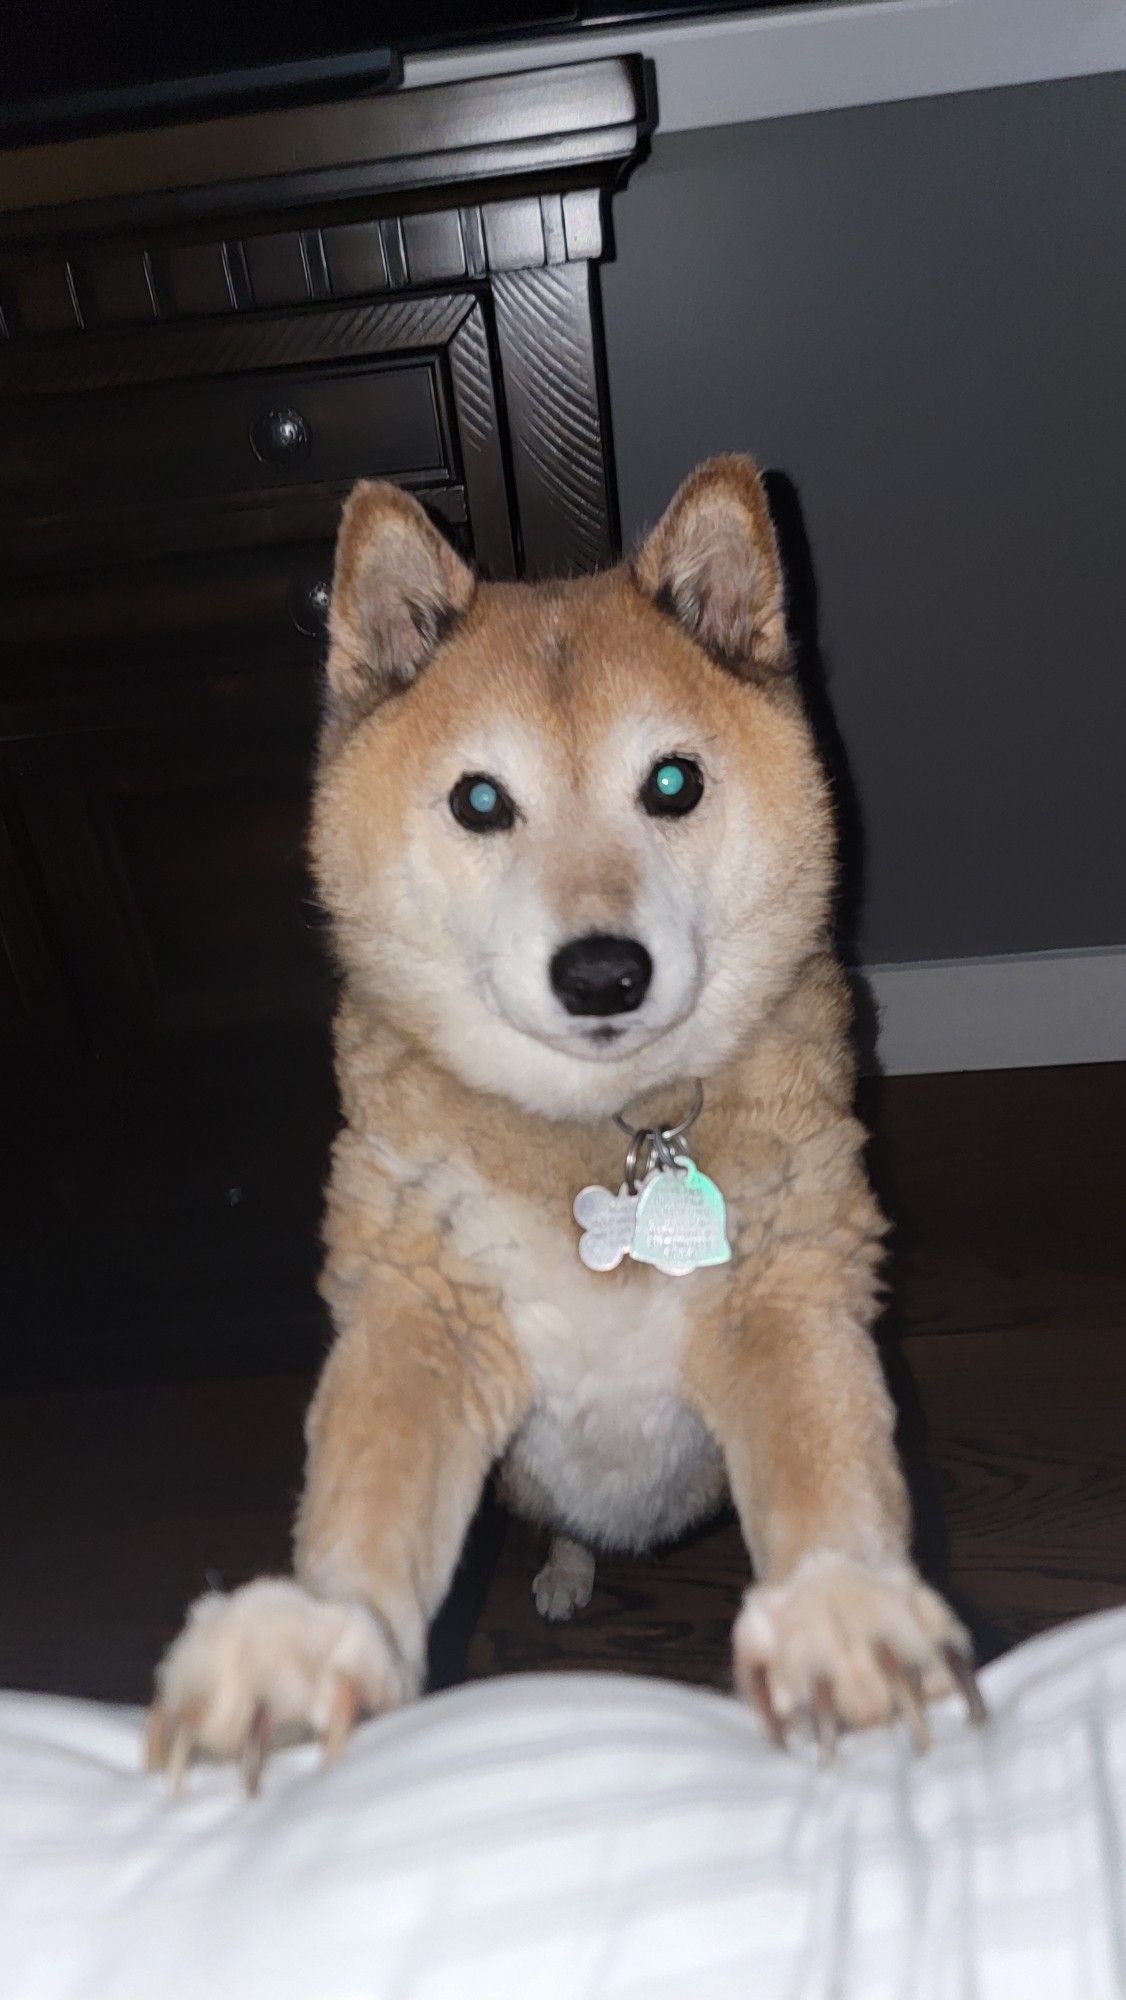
[533,1535,595,1622]
[733,1550,985,1756]
[146,1577,412,1793]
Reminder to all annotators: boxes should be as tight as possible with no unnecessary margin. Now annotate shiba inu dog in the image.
[148,456,981,1791]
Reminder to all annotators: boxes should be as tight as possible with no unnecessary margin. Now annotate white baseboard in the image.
[864,946,1126,1075]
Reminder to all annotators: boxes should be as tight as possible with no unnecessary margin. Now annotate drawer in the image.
[2,354,453,563]
[0,524,468,731]
[3,542,333,675]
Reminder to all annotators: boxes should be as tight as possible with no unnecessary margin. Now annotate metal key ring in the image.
[651,1127,686,1177]
[624,1129,654,1195]
[613,1077,704,1147]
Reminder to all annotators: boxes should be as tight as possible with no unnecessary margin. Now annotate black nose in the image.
[550,934,653,1017]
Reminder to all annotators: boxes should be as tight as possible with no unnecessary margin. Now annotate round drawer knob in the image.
[289,574,331,637]
[250,406,310,466]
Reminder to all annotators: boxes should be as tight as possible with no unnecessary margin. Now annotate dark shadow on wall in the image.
[859,1077,1006,1665]
[765,472,1001,1657]
[763,468,880,1074]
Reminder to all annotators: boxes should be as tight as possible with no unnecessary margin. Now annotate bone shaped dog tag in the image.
[630,1155,732,1277]
[573,1183,639,1272]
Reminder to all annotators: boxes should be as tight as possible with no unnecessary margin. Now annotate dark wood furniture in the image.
[0,60,652,1387]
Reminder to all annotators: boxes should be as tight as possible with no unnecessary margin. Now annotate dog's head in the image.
[310,457,834,1119]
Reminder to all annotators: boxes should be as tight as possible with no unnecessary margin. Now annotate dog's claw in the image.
[241,1703,272,1798]
[166,1715,197,1796]
[323,1676,361,1766]
[143,1699,170,1773]
[943,1643,987,1727]
[874,1641,931,1753]
[746,1663,788,1750]
[811,1675,839,1764]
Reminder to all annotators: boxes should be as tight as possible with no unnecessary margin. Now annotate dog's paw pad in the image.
[146,1577,409,1792]
[733,1550,984,1753]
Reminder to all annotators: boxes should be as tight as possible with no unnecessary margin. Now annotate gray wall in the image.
[601,74,1125,966]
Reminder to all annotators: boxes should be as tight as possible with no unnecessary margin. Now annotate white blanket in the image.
[2,1607,1124,2000]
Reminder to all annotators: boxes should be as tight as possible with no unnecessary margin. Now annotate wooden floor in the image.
[1,1063,1123,1704]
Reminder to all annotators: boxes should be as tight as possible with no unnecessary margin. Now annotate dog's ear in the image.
[632,456,789,680]
[324,481,476,730]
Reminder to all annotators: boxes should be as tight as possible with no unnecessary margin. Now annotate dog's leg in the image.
[533,1535,596,1622]
[148,1277,528,1787]
[686,1261,983,1750]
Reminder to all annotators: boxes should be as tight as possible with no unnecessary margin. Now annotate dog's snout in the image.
[550,934,653,1017]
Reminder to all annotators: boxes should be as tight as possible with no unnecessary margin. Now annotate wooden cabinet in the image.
[0,60,651,1385]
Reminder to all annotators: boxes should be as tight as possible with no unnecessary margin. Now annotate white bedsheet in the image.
[1,1607,1124,2000]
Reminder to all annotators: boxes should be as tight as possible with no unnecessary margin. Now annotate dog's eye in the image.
[449,772,516,833]
[640,756,704,819]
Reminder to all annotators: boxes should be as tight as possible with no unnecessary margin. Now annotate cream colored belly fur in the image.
[499,1277,726,1552]
[375,1136,726,1552]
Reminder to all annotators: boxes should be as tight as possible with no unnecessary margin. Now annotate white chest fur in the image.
[373,1136,726,1552]
[501,1274,725,1551]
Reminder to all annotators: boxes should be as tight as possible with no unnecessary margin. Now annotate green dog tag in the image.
[630,1154,732,1277]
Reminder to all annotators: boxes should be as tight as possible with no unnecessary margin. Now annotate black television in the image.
[0,1,798,146]
[0,2,567,143]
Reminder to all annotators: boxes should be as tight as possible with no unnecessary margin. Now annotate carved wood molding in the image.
[0,61,652,232]
[0,190,609,343]
[0,293,475,395]
[493,263,616,576]
[0,59,652,340]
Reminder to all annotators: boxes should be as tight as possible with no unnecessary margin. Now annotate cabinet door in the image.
[0,551,340,1386]
[7,681,329,1056]
[1,544,339,1048]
